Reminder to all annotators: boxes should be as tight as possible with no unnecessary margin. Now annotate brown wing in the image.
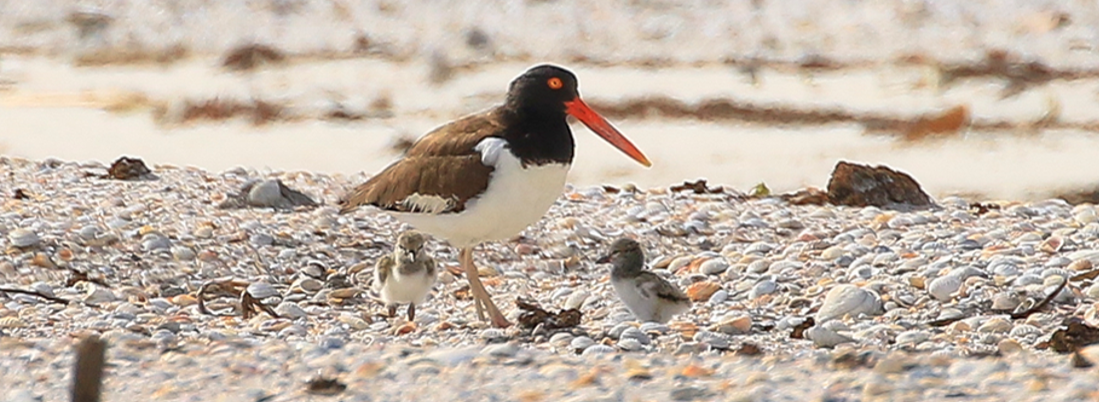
[339,108,506,214]
[374,254,394,291]
[638,272,691,304]
[404,109,507,157]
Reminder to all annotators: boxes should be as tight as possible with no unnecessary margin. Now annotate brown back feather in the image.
[338,109,505,214]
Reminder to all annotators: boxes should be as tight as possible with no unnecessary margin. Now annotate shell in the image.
[928,274,962,302]
[806,326,855,348]
[8,229,41,248]
[817,284,883,322]
[247,282,279,299]
[686,281,721,302]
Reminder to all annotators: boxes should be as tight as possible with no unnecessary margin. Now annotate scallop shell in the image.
[686,281,721,302]
[977,318,1012,334]
[991,291,1022,311]
[1008,324,1043,338]
[928,274,962,302]
[1040,235,1064,253]
[0,316,25,329]
[1069,259,1094,272]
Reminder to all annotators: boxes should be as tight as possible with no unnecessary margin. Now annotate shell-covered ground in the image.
[3,156,1099,401]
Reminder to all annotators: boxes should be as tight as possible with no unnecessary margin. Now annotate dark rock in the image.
[826,161,934,210]
[106,156,154,180]
[221,43,285,71]
[219,179,318,210]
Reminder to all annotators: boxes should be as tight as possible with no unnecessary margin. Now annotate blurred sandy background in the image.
[2,0,1099,200]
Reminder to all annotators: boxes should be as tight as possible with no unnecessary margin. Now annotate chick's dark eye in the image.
[547,77,563,89]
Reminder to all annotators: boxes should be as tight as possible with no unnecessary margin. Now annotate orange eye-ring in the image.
[547,77,563,89]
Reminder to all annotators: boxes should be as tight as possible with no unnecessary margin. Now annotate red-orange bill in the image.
[565,98,652,167]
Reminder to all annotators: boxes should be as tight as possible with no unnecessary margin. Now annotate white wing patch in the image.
[399,193,455,214]
[474,137,508,167]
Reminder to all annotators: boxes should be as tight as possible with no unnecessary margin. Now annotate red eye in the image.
[547,77,563,89]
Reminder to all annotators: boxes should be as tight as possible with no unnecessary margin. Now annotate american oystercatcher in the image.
[374,231,437,321]
[598,238,691,323]
[340,64,651,327]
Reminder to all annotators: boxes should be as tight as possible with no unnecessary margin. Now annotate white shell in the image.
[8,229,40,248]
[806,326,855,348]
[247,282,279,299]
[816,284,883,322]
[928,274,962,301]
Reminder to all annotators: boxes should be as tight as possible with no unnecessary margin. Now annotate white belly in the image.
[611,278,658,322]
[393,145,569,248]
[380,271,436,305]
[611,277,688,323]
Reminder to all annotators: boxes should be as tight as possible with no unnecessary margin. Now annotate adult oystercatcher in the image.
[340,64,650,327]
